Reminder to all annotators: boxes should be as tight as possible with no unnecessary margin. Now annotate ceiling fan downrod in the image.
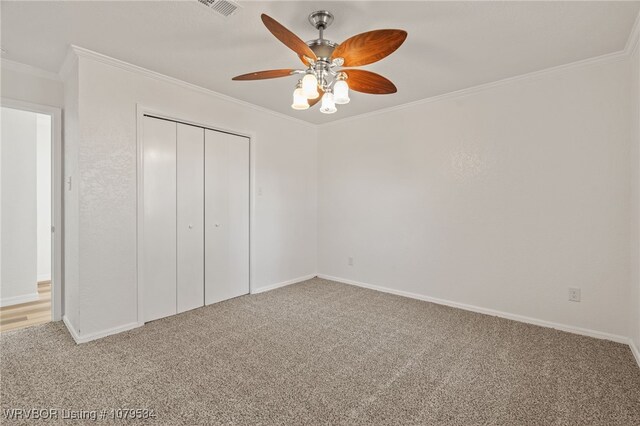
[305,10,339,64]
[308,10,334,40]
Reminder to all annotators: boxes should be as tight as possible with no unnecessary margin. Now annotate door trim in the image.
[1,98,63,321]
[135,104,255,327]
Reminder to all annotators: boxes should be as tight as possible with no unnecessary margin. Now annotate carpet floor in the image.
[1,278,639,425]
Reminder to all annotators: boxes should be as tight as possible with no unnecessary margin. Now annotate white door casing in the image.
[0,99,62,321]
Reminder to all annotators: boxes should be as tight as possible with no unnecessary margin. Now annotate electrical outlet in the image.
[568,287,581,302]
[348,257,354,266]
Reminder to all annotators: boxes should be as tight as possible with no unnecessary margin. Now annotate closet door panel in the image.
[177,124,205,313]
[142,117,177,322]
[205,130,249,305]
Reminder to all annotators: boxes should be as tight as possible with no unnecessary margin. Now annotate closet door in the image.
[177,124,204,313]
[204,130,249,305]
[142,116,177,322]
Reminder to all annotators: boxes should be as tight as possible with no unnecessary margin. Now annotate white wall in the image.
[36,114,51,282]
[318,58,632,339]
[0,107,38,306]
[62,50,317,339]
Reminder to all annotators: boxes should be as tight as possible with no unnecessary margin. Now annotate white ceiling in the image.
[1,1,639,124]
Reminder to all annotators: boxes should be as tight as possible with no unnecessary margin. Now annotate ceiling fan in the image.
[232,11,407,114]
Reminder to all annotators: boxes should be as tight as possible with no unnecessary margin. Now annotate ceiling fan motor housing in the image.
[306,39,338,62]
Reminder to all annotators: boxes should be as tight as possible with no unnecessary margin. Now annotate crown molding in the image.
[1,58,61,82]
[320,49,629,128]
[65,45,315,128]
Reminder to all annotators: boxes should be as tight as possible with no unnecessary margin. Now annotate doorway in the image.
[0,100,62,332]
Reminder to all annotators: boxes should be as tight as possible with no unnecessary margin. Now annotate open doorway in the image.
[0,100,62,332]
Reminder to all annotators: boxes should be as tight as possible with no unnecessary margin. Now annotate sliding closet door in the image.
[205,130,249,305]
[142,116,177,322]
[177,124,204,313]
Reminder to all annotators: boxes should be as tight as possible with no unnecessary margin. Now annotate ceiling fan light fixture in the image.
[291,82,310,110]
[302,73,319,99]
[320,91,337,114]
[334,74,350,105]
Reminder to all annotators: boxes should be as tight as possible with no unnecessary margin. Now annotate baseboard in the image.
[0,292,39,307]
[63,315,140,344]
[62,315,81,343]
[37,274,51,283]
[629,339,640,369]
[251,274,317,294]
[317,274,630,345]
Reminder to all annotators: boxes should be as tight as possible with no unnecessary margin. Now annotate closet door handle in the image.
[188,224,193,229]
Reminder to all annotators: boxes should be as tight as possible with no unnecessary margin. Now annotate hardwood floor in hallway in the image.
[0,281,51,332]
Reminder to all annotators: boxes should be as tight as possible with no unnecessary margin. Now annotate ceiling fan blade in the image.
[232,69,296,81]
[261,14,317,66]
[342,69,397,94]
[308,89,324,107]
[332,29,407,67]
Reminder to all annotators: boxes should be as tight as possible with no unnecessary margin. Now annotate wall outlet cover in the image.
[568,287,581,302]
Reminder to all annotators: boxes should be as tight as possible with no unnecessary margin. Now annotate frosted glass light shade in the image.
[302,73,319,99]
[320,92,337,114]
[291,88,309,110]
[333,80,350,104]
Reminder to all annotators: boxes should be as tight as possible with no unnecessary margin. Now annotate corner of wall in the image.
[62,315,81,344]
[630,25,640,362]
[58,46,80,82]
[312,124,320,277]
[60,50,81,333]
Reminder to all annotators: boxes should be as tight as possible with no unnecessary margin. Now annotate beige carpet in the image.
[1,278,639,425]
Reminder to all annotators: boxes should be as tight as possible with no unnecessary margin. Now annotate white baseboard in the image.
[251,274,317,294]
[63,315,140,344]
[62,315,81,342]
[317,274,630,345]
[37,274,51,283]
[630,339,640,369]
[0,292,39,307]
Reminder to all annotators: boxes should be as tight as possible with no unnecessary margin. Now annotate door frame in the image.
[135,104,255,326]
[1,98,63,321]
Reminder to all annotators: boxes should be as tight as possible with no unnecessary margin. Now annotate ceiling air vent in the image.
[197,0,241,18]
